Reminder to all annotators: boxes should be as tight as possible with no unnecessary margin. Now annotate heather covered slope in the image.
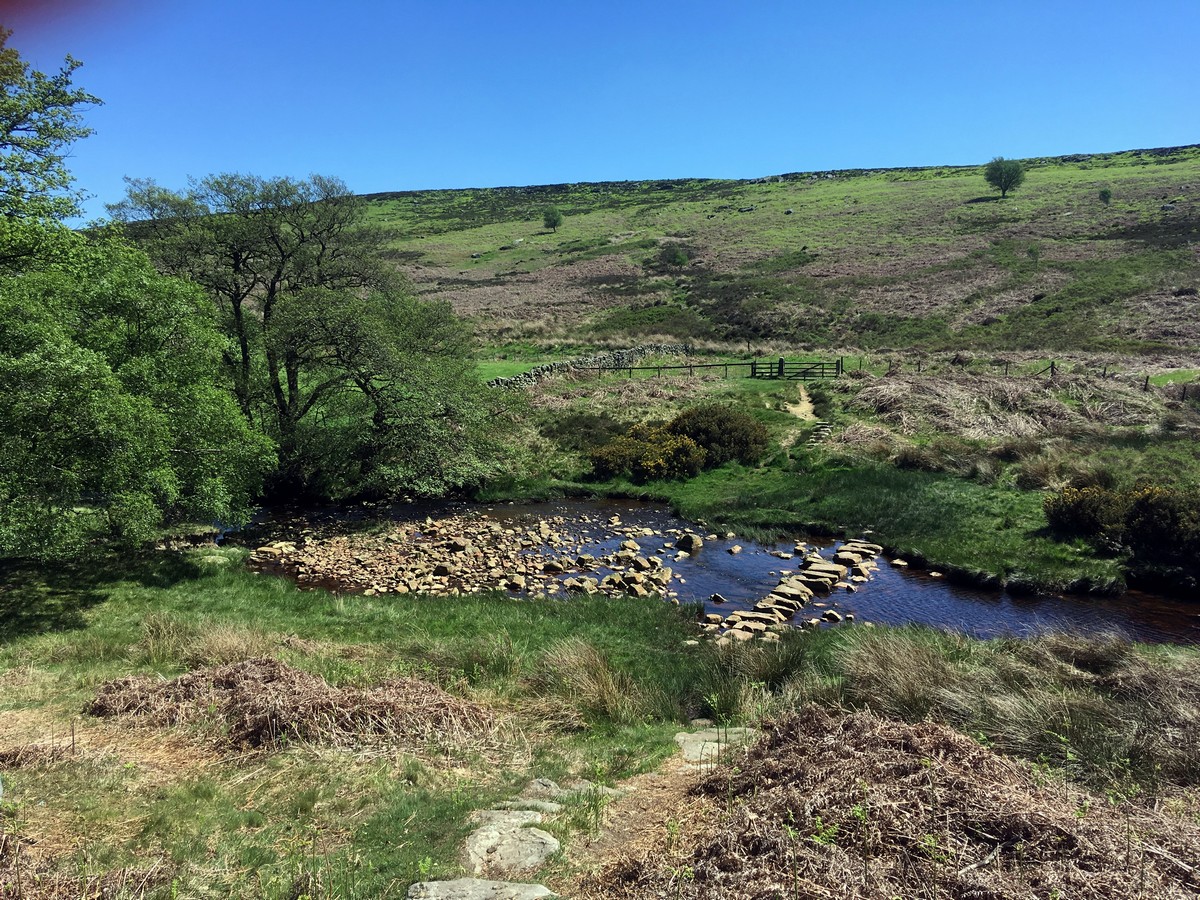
[363,146,1200,354]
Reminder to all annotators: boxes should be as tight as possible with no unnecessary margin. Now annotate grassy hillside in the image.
[364,146,1200,356]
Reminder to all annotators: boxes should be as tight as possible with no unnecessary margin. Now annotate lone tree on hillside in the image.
[543,205,563,232]
[984,157,1025,198]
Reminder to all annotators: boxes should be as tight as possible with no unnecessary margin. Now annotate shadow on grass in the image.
[0,552,201,643]
[963,196,1003,204]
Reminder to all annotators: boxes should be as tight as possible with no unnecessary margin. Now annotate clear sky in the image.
[5,0,1198,222]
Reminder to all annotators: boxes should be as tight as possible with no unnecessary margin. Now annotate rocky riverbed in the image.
[234,500,1200,645]
[244,506,884,645]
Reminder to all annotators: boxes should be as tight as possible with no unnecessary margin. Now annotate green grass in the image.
[0,553,709,897]
[1150,369,1200,386]
[3,549,1198,896]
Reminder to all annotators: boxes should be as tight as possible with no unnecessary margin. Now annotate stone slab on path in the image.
[464,820,560,876]
[406,878,556,899]
[674,726,758,771]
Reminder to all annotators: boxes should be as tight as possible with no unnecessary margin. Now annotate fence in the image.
[595,357,844,380]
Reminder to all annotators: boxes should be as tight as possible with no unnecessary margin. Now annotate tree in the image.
[110,175,390,457]
[0,36,271,558]
[111,173,513,499]
[0,28,100,220]
[984,157,1025,198]
[0,228,274,557]
[543,205,563,232]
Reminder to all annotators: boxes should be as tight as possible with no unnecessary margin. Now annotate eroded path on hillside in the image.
[780,383,817,450]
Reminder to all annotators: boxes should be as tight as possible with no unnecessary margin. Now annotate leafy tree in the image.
[0,228,274,557]
[0,27,100,220]
[1099,188,1113,206]
[543,205,563,232]
[111,174,513,498]
[984,157,1025,198]
[0,36,272,558]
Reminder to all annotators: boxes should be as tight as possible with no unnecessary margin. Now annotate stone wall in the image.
[487,344,692,389]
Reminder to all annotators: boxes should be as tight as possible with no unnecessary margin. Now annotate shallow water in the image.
[240,498,1200,645]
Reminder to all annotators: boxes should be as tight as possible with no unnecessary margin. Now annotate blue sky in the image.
[6,0,1198,221]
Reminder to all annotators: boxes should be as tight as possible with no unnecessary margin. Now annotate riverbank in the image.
[234,500,1200,644]
[2,552,1199,898]
[484,356,1200,598]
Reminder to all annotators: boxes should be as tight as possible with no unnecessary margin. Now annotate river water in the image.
[238,498,1200,645]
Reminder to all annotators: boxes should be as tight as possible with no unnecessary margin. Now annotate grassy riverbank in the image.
[2,554,1198,897]
[476,350,1200,594]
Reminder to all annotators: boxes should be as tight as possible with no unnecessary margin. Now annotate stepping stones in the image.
[464,816,559,876]
[407,879,556,899]
[674,726,758,771]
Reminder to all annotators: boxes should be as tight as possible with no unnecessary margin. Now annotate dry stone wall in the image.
[487,344,691,389]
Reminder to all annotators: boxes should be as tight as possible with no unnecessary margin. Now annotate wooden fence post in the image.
[1050,361,1057,379]
[1144,375,1150,392]
[777,357,785,378]
[751,359,757,378]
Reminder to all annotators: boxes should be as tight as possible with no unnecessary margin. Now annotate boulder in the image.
[676,533,703,553]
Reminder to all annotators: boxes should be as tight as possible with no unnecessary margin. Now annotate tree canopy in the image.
[0,27,100,220]
[543,205,563,232]
[984,157,1025,198]
[0,228,274,557]
[111,173,515,499]
[0,34,272,558]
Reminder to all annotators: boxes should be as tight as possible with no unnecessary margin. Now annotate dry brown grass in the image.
[536,637,654,726]
[586,706,1200,899]
[85,658,501,753]
[0,834,170,900]
[136,612,279,667]
[845,371,1165,440]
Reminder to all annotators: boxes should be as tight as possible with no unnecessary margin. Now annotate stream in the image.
[234,498,1200,645]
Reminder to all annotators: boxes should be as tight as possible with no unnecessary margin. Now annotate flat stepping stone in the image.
[674,726,758,767]
[407,879,556,899]
[520,777,566,800]
[471,809,543,828]
[465,820,560,875]
[494,799,563,814]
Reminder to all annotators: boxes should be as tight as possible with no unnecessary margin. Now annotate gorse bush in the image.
[589,404,769,482]
[589,426,706,483]
[1043,486,1129,539]
[1123,484,1200,566]
[1045,482,1200,570]
[665,404,769,467]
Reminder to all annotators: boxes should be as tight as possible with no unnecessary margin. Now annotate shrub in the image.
[630,431,707,482]
[1123,484,1200,566]
[1098,188,1112,205]
[1043,486,1128,540]
[659,244,690,268]
[666,404,769,467]
[588,427,706,483]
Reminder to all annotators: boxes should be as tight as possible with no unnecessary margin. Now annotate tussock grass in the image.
[763,627,1200,795]
[536,636,656,726]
